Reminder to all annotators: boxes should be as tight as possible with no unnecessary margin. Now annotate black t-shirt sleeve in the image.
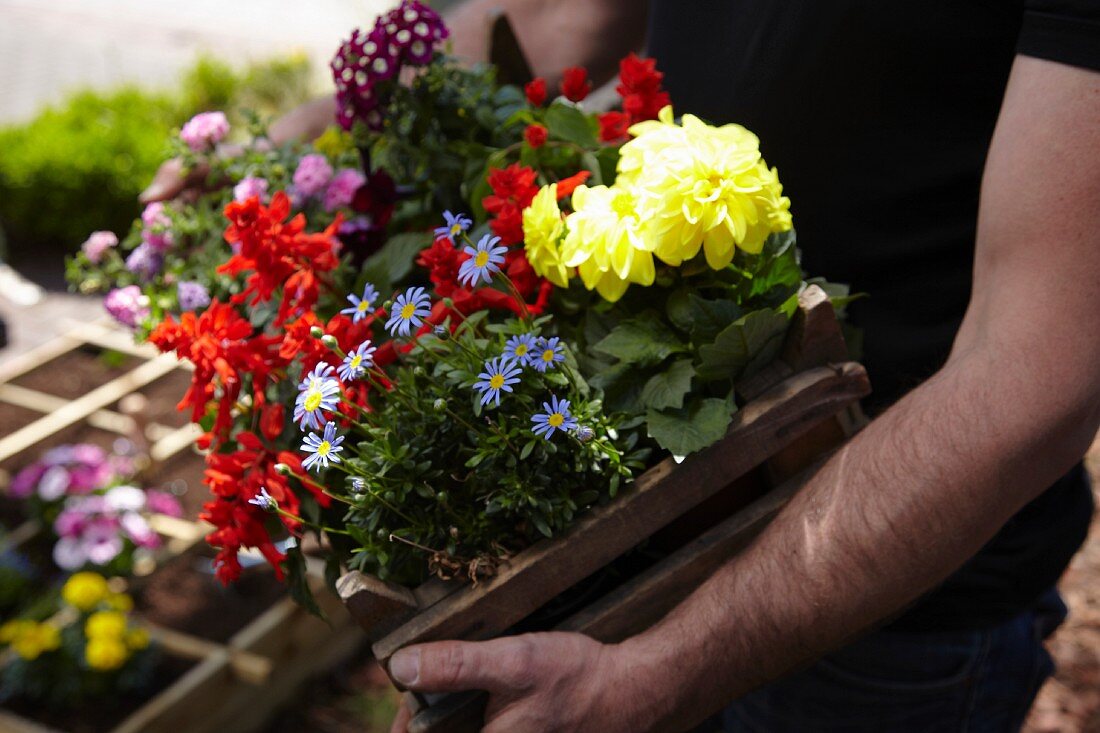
[1018,1,1100,71]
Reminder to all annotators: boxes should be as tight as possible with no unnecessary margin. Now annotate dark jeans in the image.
[701,589,1066,732]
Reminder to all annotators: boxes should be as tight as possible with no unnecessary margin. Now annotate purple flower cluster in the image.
[233,176,269,204]
[331,0,449,131]
[134,201,174,281]
[10,444,132,502]
[104,285,150,328]
[52,485,182,570]
[177,280,211,311]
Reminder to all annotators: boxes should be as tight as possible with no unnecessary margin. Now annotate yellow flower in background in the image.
[86,636,129,671]
[522,184,572,288]
[85,610,127,640]
[125,627,150,651]
[106,592,134,613]
[0,619,34,644]
[312,125,354,160]
[10,622,60,661]
[62,572,110,612]
[619,105,793,270]
[561,184,656,302]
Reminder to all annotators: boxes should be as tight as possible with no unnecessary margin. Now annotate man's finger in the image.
[388,698,413,733]
[388,637,534,694]
[139,159,207,204]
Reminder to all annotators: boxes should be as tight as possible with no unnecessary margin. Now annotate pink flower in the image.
[104,286,150,328]
[81,231,118,263]
[146,490,184,518]
[323,168,366,212]
[293,154,334,198]
[37,465,71,501]
[180,111,230,153]
[10,464,46,499]
[54,509,86,539]
[141,202,175,252]
[233,176,269,203]
[120,512,160,549]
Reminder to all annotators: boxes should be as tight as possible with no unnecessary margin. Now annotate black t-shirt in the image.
[647,0,1099,631]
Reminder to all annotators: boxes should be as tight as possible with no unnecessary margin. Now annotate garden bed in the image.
[0,320,366,733]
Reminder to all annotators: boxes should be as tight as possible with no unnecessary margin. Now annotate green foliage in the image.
[0,54,315,263]
[326,316,647,586]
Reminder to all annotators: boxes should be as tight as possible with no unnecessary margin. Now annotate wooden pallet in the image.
[0,320,366,733]
[337,285,871,732]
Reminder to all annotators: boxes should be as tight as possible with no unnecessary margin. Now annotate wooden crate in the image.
[0,321,366,733]
[337,285,871,732]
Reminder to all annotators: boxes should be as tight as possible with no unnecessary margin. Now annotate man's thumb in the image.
[389,638,529,693]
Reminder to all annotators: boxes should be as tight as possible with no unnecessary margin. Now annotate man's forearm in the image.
[625,340,1098,730]
[445,0,647,85]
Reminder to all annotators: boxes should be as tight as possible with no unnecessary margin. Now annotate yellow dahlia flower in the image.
[62,572,109,612]
[86,636,129,671]
[86,610,128,640]
[126,627,150,650]
[561,184,656,302]
[522,184,572,288]
[11,622,61,661]
[620,105,792,270]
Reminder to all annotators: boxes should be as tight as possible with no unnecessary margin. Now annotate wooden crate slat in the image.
[0,709,63,733]
[370,362,870,662]
[338,571,420,642]
[77,321,165,361]
[0,382,138,436]
[149,423,202,463]
[0,334,83,385]
[0,353,180,463]
[110,650,235,733]
[142,622,273,684]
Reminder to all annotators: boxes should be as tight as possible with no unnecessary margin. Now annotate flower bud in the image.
[321,334,339,349]
[413,366,426,377]
[433,325,448,339]
[274,463,292,475]
[433,398,447,411]
[574,425,596,443]
[309,326,325,339]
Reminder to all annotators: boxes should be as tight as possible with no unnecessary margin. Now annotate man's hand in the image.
[387,632,663,733]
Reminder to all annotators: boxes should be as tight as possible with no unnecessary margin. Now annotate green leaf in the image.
[361,232,431,293]
[689,296,745,343]
[666,288,694,333]
[532,516,553,538]
[696,308,790,382]
[646,398,734,456]
[640,358,695,411]
[284,544,326,620]
[544,102,597,147]
[593,315,688,366]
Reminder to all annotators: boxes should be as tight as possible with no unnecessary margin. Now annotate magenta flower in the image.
[146,490,183,518]
[81,231,118,264]
[104,286,150,328]
[323,168,367,212]
[180,111,230,152]
[125,243,163,280]
[233,176,269,203]
[140,201,175,252]
[293,154,334,198]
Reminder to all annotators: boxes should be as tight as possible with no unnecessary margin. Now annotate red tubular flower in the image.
[555,170,591,199]
[483,163,540,246]
[524,77,547,106]
[560,67,591,102]
[524,123,548,149]
[616,53,670,124]
[219,192,343,325]
[598,111,631,143]
[418,237,463,297]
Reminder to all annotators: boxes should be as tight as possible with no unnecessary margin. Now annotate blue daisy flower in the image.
[301,421,345,472]
[298,363,335,393]
[434,210,472,241]
[503,333,539,366]
[248,487,277,512]
[386,286,432,337]
[294,369,341,430]
[458,234,508,287]
[338,340,377,382]
[531,395,579,439]
[340,282,380,323]
[473,356,523,407]
[531,336,565,373]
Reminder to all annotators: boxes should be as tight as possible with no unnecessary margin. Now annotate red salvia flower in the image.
[598,111,631,143]
[483,163,539,246]
[560,66,591,103]
[524,123,548,149]
[524,77,547,106]
[555,170,591,199]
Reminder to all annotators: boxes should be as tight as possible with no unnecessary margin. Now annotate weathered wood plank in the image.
[338,571,420,641]
[373,362,869,662]
[0,353,180,463]
[486,9,534,87]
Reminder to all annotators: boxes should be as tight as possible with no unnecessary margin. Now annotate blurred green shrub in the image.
[0,53,315,265]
